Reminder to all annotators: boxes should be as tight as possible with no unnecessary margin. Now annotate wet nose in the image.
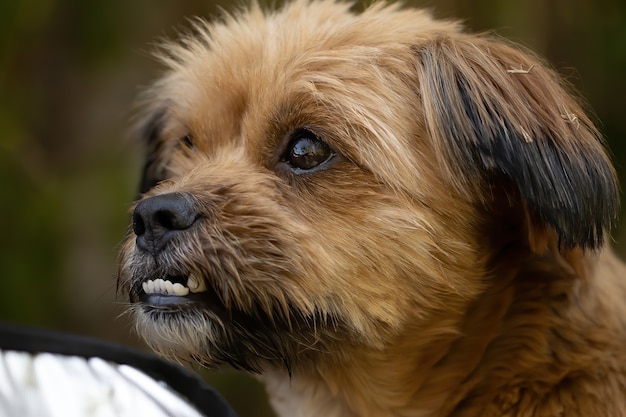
[132,193,198,255]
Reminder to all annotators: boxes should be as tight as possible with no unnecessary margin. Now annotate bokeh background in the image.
[1,0,625,415]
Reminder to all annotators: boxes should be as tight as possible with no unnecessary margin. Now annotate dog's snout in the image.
[133,192,197,254]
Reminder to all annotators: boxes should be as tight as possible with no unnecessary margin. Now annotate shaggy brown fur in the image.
[118,1,626,416]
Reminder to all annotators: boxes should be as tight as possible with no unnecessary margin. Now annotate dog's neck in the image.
[262,311,498,417]
[261,247,607,417]
[262,326,488,417]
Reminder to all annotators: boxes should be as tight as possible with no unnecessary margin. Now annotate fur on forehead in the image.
[137,0,461,194]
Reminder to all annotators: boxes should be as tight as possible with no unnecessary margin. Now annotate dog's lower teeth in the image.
[142,279,189,296]
[186,274,208,293]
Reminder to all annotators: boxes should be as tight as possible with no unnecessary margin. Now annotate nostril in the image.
[154,208,192,231]
[132,211,146,236]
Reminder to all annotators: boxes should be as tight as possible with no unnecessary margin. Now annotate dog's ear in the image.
[415,35,619,250]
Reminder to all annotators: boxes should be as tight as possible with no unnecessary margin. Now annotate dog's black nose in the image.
[133,193,198,254]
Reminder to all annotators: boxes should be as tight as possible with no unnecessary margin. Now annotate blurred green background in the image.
[1,0,624,416]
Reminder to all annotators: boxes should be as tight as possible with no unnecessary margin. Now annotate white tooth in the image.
[147,280,155,293]
[187,276,198,290]
[173,283,189,296]
[165,280,174,295]
[142,282,149,294]
[187,274,208,293]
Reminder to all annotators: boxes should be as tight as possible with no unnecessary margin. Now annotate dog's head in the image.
[119,0,619,372]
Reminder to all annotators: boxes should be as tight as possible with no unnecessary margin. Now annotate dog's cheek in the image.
[287,183,483,345]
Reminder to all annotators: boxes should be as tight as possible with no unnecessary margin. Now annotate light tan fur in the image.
[118,1,626,416]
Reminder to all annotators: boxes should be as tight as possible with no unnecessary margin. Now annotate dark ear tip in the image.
[552,200,619,251]
[521,144,620,250]
[555,225,612,251]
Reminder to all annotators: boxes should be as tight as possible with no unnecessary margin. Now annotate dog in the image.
[118,1,626,416]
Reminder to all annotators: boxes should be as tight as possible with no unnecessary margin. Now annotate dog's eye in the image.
[180,135,196,152]
[284,129,335,172]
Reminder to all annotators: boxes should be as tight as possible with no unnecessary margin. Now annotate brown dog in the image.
[118,1,626,416]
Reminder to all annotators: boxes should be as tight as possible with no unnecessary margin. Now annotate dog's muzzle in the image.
[131,192,211,307]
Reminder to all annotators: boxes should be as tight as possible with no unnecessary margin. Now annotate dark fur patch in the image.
[210,304,346,373]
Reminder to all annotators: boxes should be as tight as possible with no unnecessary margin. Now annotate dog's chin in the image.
[131,300,224,364]
[130,279,348,373]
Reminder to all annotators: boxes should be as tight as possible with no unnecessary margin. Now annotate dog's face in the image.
[119,0,618,373]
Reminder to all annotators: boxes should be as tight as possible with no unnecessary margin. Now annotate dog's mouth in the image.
[137,273,221,309]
